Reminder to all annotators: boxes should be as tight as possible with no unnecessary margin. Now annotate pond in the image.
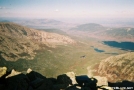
[103,41,134,51]
[94,48,105,53]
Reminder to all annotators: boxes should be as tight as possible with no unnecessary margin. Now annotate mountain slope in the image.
[94,27,134,42]
[97,52,134,82]
[0,22,75,61]
[69,23,134,42]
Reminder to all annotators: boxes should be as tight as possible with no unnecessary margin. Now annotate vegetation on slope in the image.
[0,22,75,61]
[97,52,134,82]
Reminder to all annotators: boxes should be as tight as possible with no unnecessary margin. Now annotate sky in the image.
[0,0,134,23]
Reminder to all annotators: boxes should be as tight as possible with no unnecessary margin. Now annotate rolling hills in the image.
[72,23,106,32]
[94,27,134,42]
[70,23,134,42]
[2,18,134,42]
[0,18,76,30]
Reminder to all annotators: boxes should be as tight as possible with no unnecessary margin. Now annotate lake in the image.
[103,41,134,51]
[94,48,105,53]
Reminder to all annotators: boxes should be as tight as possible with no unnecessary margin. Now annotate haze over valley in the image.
[0,0,134,89]
[0,18,134,78]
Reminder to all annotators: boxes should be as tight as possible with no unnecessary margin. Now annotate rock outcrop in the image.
[0,22,75,61]
[65,72,78,85]
[0,67,114,90]
[6,69,21,78]
[0,67,7,77]
[97,52,134,82]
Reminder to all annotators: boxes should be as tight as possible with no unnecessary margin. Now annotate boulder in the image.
[93,76,108,86]
[57,74,72,89]
[66,72,78,85]
[27,68,32,74]
[5,73,30,90]
[26,70,53,90]
[6,69,21,78]
[26,70,46,88]
[0,67,7,77]
[76,75,97,90]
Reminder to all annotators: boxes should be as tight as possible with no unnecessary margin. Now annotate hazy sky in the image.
[0,0,134,23]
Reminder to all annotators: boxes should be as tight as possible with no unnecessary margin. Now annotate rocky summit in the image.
[0,67,114,90]
[0,22,75,61]
[0,66,134,90]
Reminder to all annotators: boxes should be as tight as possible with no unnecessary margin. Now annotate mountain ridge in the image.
[96,52,134,82]
[0,22,75,61]
[71,23,105,32]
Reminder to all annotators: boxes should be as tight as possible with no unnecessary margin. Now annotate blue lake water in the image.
[103,41,134,51]
[94,48,105,53]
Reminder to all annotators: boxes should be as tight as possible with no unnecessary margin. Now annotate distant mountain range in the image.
[0,22,75,61]
[70,23,134,42]
[96,27,134,41]
[2,18,134,42]
[0,18,76,29]
[71,23,106,32]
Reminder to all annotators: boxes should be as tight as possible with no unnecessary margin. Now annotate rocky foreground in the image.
[0,67,134,90]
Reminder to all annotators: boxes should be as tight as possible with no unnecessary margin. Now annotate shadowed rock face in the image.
[0,22,75,61]
[0,68,114,90]
[7,68,134,90]
[66,72,78,85]
[97,52,134,82]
